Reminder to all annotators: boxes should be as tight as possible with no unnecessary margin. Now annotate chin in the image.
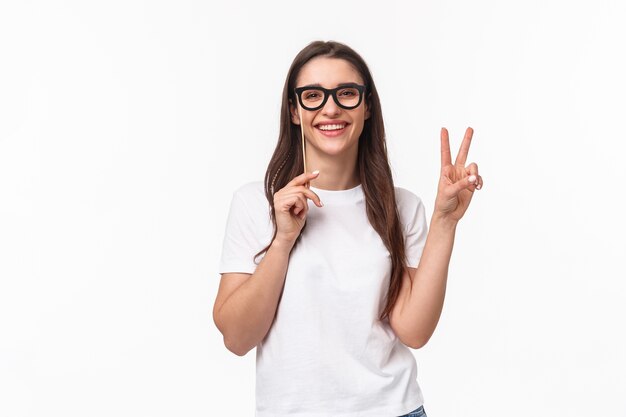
[317,143,358,157]
[306,133,359,154]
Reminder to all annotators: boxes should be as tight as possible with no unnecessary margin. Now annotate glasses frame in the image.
[293,83,366,111]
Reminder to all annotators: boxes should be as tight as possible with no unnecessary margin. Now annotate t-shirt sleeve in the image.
[218,189,268,275]
[401,191,428,268]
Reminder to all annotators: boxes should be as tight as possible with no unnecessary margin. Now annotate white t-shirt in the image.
[218,180,428,417]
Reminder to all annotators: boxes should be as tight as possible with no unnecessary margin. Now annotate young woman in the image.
[213,40,482,417]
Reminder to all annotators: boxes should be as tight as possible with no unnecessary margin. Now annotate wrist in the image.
[272,236,296,253]
[430,212,459,230]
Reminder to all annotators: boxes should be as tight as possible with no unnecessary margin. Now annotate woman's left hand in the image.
[433,127,483,224]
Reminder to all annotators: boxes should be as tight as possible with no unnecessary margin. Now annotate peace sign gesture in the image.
[433,127,483,223]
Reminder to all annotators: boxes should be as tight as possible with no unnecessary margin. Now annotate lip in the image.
[314,120,349,127]
[315,121,349,137]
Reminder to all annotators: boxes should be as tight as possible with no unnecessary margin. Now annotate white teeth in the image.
[317,124,346,131]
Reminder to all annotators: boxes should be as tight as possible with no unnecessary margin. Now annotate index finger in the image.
[441,127,452,167]
[292,185,323,207]
[286,170,320,188]
[454,127,474,167]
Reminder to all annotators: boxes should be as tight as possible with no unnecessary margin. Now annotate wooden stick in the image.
[297,103,309,188]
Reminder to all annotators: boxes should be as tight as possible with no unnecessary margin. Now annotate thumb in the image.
[449,174,478,195]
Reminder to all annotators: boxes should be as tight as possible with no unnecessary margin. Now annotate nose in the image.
[321,93,341,116]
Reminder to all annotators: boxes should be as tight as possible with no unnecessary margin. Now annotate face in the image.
[290,57,370,160]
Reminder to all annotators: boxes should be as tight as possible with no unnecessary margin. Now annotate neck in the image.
[306,148,360,191]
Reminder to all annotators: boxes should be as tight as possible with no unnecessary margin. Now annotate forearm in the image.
[215,239,294,356]
[405,214,458,347]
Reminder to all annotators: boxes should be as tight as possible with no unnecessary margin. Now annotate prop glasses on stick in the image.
[293,83,366,187]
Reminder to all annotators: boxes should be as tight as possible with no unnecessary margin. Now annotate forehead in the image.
[296,57,364,87]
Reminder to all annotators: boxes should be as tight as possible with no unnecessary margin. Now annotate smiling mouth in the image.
[314,123,350,137]
[316,123,347,131]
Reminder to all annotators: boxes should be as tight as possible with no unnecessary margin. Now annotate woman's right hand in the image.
[273,170,323,245]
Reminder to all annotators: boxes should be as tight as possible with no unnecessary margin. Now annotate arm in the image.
[390,215,457,349]
[390,127,482,349]
[213,238,294,356]
[213,171,322,356]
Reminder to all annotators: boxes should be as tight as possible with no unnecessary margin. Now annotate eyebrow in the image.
[300,82,360,88]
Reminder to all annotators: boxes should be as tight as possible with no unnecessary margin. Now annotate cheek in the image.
[302,116,317,138]
[351,113,366,133]
[351,123,364,139]
[301,112,315,126]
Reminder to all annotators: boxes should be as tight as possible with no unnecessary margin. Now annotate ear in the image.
[289,99,300,125]
[364,99,371,121]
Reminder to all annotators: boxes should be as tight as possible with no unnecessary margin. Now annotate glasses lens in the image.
[336,87,361,108]
[300,89,326,109]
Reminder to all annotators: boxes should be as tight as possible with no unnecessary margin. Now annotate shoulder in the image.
[231,180,269,212]
[394,186,424,209]
[394,186,427,230]
[233,180,266,199]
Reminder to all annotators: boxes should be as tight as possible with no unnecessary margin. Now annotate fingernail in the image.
[477,184,482,190]
[319,201,324,207]
[468,175,477,183]
[312,170,319,175]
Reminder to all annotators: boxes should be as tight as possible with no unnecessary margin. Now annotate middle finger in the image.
[454,127,474,167]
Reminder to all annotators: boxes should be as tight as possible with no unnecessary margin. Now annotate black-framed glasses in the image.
[294,83,366,111]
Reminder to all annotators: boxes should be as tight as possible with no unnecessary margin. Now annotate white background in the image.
[1,1,625,416]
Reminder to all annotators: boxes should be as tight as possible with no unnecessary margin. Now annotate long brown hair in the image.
[254,40,412,322]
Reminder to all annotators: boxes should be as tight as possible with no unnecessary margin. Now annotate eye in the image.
[302,90,324,100]
[338,88,358,97]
